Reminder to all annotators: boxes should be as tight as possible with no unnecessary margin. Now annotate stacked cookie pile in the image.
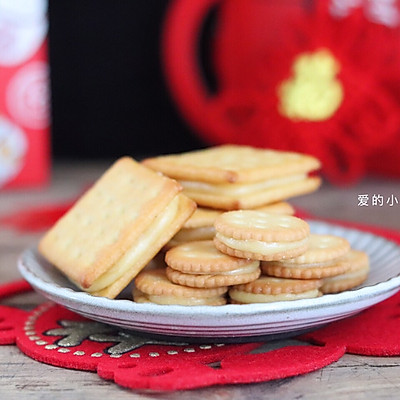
[142,144,318,250]
[214,211,369,304]
[38,145,369,305]
[134,145,369,305]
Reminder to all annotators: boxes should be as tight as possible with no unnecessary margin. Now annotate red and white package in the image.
[0,0,50,189]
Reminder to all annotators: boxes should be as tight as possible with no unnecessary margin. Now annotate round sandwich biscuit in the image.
[214,211,310,261]
[183,202,295,230]
[261,234,351,279]
[321,249,370,294]
[229,276,322,304]
[165,240,261,288]
[166,202,295,248]
[133,267,228,306]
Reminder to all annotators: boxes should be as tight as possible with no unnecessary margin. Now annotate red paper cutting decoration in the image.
[163,0,400,183]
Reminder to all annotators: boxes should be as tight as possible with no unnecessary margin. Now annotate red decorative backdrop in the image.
[0,0,50,189]
[163,0,400,183]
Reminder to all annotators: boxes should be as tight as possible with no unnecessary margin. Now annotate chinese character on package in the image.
[0,0,50,189]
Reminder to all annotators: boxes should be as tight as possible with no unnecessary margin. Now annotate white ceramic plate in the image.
[18,221,400,341]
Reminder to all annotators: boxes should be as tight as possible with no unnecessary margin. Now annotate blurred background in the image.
[49,0,207,160]
[1,0,400,189]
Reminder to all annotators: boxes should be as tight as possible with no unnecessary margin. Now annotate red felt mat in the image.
[0,200,74,232]
[1,283,399,391]
[0,202,399,390]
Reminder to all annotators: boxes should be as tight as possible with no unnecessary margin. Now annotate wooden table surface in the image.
[1,161,400,400]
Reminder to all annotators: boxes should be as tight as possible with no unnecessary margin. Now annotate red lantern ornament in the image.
[163,0,400,183]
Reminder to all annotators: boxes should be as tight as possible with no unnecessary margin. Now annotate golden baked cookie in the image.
[261,234,351,279]
[229,276,322,303]
[166,201,295,248]
[134,268,228,305]
[142,145,321,210]
[38,157,196,299]
[214,211,310,261]
[321,249,370,293]
[165,240,260,288]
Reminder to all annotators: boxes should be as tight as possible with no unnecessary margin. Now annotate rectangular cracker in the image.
[38,157,196,298]
[181,176,321,210]
[91,193,196,298]
[142,145,321,184]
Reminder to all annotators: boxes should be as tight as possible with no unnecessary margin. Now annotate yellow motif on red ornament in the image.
[278,49,344,121]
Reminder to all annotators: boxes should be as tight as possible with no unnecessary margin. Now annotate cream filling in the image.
[172,226,215,243]
[180,174,306,196]
[229,288,320,303]
[274,260,340,268]
[215,233,308,255]
[323,268,369,283]
[85,195,180,292]
[143,294,224,306]
[195,262,260,276]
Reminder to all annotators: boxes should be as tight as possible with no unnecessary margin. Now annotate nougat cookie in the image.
[261,234,351,279]
[214,211,310,261]
[229,276,322,304]
[133,268,228,305]
[38,157,196,299]
[167,201,294,248]
[165,240,261,288]
[321,249,370,294]
[179,177,321,210]
[142,145,321,210]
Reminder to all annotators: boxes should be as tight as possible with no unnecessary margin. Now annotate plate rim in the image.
[18,220,400,319]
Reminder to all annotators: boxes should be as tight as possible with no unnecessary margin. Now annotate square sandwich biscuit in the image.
[38,157,196,299]
[142,145,321,210]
